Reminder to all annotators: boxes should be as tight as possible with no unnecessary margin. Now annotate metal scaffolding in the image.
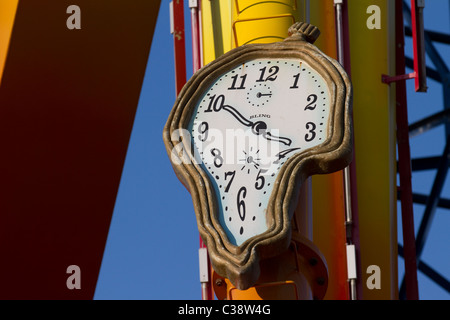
[398,0,450,299]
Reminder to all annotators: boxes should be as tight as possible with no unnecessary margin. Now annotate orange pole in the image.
[309,0,350,300]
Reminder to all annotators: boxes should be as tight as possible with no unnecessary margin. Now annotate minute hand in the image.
[222,105,292,146]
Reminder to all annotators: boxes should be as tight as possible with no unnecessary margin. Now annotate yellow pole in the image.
[201,0,307,64]
[310,0,398,300]
[346,0,398,299]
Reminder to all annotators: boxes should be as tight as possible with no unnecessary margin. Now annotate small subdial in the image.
[239,148,262,175]
[247,83,272,107]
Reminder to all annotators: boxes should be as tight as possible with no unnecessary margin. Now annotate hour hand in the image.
[222,105,253,127]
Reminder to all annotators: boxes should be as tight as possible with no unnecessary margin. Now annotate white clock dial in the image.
[189,58,330,246]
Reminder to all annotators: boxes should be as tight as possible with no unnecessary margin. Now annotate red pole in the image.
[395,0,419,300]
[410,0,427,92]
[170,0,187,95]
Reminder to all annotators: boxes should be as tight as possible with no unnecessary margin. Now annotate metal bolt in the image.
[316,277,325,286]
[309,257,318,266]
[215,279,223,287]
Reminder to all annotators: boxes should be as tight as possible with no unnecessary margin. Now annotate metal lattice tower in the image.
[398,0,450,299]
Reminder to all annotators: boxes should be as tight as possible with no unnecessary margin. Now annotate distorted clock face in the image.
[188,58,331,246]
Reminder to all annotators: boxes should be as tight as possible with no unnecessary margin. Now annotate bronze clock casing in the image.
[163,24,353,290]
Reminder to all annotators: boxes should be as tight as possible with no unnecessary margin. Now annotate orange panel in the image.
[0,0,160,299]
[0,0,19,85]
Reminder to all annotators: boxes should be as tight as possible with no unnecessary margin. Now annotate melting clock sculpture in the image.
[163,22,353,291]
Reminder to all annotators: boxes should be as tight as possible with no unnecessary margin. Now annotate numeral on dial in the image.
[256,66,279,82]
[228,74,247,90]
[255,170,265,190]
[305,122,316,142]
[290,73,300,89]
[211,148,223,168]
[198,121,209,142]
[304,94,317,111]
[237,186,247,223]
[205,94,225,113]
[224,171,236,192]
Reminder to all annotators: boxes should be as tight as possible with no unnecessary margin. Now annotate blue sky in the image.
[93,0,450,300]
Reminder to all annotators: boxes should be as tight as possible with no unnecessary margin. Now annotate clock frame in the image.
[163,22,353,290]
